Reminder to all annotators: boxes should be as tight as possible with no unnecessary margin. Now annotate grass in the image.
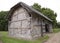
[0,28,60,43]
[0,31,49,43]
[53,28,60,33]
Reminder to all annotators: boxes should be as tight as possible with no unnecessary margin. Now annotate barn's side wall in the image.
[30,14,53,39]
[30,14,42,39]
[49,23,53,32]
[8,8,32,39]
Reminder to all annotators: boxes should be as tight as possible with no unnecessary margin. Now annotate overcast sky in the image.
[0,0,60,22]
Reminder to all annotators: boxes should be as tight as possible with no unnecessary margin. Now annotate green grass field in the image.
[53,28,60,33]
[0,31,49,43]
[0,28,60,43]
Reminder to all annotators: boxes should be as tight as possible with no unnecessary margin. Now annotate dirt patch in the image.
[44,32,60,43]
[0,41,2,43]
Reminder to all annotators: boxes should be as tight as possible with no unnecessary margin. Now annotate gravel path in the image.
[0,41,2,43]
[44,32,60,43]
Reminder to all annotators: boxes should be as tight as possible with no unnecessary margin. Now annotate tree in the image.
[41,8,57,27]
[0,11,8,31]
[32,3,42,12]
[32,3,57,28]
[57,22,60,28]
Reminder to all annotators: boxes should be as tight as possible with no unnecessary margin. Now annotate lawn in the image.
[0,31,49,43]
[53,28,60,33]
[0,28,60,43]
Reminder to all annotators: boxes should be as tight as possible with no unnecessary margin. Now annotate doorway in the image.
[45,24,49,32]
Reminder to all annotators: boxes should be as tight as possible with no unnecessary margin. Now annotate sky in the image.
[0,0,60,22]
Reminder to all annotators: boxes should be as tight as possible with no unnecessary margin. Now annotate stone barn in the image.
[8,2,53,40]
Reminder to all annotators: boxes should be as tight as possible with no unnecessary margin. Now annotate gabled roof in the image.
[8,2,52,22]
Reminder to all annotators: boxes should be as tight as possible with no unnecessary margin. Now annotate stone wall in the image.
[49,23,53,32]
[8,7,32,39]
[30,14,41,39]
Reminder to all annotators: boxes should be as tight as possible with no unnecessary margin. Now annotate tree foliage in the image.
[32,3,42,12]
[32,3,57,27]
[0,11,8,31]
[57,22,60,28]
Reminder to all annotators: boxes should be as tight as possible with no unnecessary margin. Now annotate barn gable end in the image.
[8,7,32,39]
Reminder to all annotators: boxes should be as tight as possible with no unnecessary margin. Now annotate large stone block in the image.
[22,20,30,28]
[11,15,18,22]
